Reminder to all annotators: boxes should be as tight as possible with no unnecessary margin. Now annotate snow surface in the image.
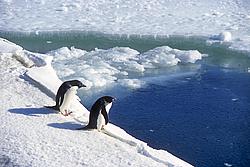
[0,38,193,166]
[0,0,250,51]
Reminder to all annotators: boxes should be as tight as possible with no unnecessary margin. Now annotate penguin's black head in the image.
[102,96,116,103]
[68,80,86,88]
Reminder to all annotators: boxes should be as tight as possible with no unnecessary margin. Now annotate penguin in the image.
[45,80,86,116]
[77,96,115,131]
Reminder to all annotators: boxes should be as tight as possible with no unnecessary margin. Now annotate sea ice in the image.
[1,0,249,51]
[210,31,232,42]
[48,45,204,91]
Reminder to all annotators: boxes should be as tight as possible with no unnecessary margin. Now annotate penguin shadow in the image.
[8,107,54,117]
[47,122,84,130]
[0,155,16,167]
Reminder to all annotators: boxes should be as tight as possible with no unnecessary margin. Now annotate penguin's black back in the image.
[55,82,71,108]
[86,98,105,129]
[45,80,84,110]
[77,96,114,130]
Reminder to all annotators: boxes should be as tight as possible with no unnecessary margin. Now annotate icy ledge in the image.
[1,38,193,166]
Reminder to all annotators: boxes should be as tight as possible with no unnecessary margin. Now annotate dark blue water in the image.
[2,32,250,167]
[110,65,250,167]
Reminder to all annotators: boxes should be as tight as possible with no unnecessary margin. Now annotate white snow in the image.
[0,0,250,52]
[0,38,193,166]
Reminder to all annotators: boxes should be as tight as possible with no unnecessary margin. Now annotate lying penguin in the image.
[45,80,86,116]
[77,96,115,131]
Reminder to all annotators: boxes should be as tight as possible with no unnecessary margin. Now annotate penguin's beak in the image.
[80,84,86,88]
[112,97,116,102]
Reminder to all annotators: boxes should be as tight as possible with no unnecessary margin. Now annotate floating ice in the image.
[49,45,204,90]
[140,46,203,67]
[118,79,146,89]
[220,32,232,42]
[140,46,180,68]
[224,162,233,167]
[0,37,204,92]
[49,46,87,61]
[231,98,238,102]
[210,31,232,42]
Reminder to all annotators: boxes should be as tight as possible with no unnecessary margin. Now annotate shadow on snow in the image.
[8,107,88,130]
[47,122,84,130]
[8,107,55,117]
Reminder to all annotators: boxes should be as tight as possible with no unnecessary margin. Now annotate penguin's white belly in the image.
[105,103,112,113]
[97,113,105,131]
[96,103,113,131]
[59,86,77,114]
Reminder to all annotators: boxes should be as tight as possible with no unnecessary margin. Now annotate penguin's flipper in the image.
[101,105,109,125]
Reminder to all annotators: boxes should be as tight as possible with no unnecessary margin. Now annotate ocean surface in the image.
[1,32,250,167]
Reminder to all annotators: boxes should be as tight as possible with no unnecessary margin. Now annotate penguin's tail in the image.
[44,105,58,110]
[76,125,93,130]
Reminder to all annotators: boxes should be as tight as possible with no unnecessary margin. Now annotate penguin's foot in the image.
[61,110,73,116]
[97,126,105,132]
[101,125,105,130]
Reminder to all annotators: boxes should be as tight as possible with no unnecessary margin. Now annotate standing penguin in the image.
[78,96,115,131]
[45,80,86,116]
